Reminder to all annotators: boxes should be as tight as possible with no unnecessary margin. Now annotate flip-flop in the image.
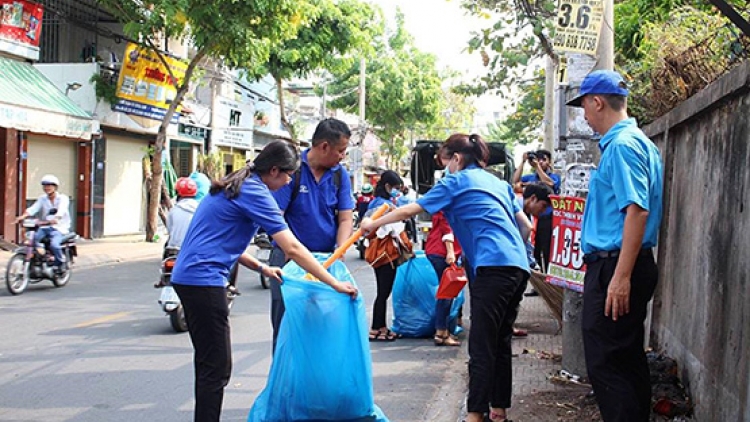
[369,329,398,342]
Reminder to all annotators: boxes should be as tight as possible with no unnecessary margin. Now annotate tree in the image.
[98,0,309,241]
[497,70,545,146]
[245,0,381,141]
[327,10,445,168]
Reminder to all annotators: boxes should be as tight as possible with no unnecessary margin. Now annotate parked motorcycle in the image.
[156,246,238,333]
[253,231,273,289]
[5,219,77,295]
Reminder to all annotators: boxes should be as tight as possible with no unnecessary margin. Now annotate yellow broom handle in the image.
[320,203,390,269]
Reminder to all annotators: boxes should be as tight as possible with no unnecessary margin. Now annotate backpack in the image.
[288,167,342,207]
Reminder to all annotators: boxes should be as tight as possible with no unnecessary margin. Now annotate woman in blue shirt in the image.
[361,134,531,422]
[171,140,358,422]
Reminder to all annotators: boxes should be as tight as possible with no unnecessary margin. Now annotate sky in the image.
[367,0,509,126]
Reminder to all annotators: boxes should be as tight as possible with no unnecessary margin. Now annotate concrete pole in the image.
[561,0,614,380]
[543,56,556,151]
[359,58,366,123]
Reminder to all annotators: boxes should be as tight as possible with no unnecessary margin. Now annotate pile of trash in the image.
[648,351,692,418]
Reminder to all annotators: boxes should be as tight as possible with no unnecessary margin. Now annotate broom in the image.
[527,253,564,324]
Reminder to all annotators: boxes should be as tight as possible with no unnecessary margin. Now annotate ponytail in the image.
[440,133,489,168]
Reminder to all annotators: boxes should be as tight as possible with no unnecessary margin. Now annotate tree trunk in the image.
[145,48,208,242]
[276,75,297,143]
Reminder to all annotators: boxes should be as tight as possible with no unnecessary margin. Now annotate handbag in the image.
[365,230,413,268]
[436,263,468,299]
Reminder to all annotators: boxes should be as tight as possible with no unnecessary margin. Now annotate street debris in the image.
[648,351,693,418]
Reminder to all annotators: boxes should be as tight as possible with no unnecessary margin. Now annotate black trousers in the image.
[372,263,398,330]
[582,251,658,422]
[269,246,288,353]
[173,284,232,422]
[534,213,552,272]
[467,266,528,413]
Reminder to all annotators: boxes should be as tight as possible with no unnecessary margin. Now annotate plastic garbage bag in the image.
[391,251,464,337]
[248,254,389,422]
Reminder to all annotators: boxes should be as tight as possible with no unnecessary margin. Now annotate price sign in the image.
[545,195,586,292]
[553,0,604,55]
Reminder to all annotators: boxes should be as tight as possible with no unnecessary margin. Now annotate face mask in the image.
[390,188,400,198]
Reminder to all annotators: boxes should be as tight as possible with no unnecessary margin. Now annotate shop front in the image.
[211,96,254,175]
[0,56,96,243]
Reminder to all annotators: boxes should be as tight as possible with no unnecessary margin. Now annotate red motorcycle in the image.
[5,219,77,295]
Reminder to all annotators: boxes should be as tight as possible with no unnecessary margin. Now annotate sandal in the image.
[434,333,461,346]
[488,410,511,422]
[369,329,398,342]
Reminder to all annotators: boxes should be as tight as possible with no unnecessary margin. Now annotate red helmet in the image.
[175,177,198,198]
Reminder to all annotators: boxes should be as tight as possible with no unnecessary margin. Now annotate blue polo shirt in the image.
[417,165,529,277]
[273,149,354,252]
[172,174,288,287]
[581,118,663,254]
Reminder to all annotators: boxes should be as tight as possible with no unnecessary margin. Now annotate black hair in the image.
[600,94,627,112]
[536,149,552,160]
[311,118,351,147]
[374,170,403,199]
[522,182,553,203]
[210,140,299,199]
[439,133,490,168]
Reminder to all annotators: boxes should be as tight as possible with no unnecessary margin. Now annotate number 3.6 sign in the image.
[553,0,604,55]
[545,195,586,292]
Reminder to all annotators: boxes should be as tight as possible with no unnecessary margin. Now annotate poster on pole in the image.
[553,0,604,55]
[0,0,43,60]
[545,195,586,292]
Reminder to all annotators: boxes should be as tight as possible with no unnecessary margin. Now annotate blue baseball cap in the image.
[566,70,629,107]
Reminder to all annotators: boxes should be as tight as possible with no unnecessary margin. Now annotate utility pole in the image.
[543,56,557,152]
[560,0,614,379]
[352,57,366,191]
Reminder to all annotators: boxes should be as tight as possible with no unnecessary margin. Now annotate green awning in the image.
[0,56,96,139]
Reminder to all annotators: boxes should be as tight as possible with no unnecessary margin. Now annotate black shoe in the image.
[524,289,539,297]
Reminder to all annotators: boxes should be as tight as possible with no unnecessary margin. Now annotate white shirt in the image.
[26,193,71,234]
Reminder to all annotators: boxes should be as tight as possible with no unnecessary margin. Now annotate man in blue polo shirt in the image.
[269,118,355,351]
[567,70,663,422]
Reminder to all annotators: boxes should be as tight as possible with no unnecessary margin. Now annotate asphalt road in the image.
[0,250,466,422]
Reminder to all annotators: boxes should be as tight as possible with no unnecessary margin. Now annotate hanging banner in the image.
[114,43,188,124]
[0,0,43,60]
[553,0,604,55]
[545,195,586,292]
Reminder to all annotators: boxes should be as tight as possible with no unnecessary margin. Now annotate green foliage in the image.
[496,70,544,146]
[89,73,119,105]
[326,9,447,167]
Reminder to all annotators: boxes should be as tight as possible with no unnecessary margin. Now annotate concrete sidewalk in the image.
[0,234,167,270]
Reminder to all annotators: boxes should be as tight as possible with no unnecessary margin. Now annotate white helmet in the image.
[40,174,60,187]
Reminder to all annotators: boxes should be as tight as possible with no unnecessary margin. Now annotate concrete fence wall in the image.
[643,61,750,422]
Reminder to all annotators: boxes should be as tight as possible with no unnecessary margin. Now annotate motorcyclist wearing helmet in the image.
[15,174,71,273]
[167,177,199,249]
[356,183,374,218]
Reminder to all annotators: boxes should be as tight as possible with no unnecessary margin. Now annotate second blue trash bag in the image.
[391,251,465,338]
[248,255,388,422]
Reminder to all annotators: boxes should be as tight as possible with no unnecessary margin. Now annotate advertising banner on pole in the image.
[0,0,43,60]
[553,0,604,55]
[114,43,187,124]
[545,195,587,292]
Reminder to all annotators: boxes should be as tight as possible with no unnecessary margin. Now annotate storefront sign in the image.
[553,0,604,55]
[211,96,254,149]
[0,102,94,139]
[178,123,211,143]
[545,195,587,292]
[0,0,43,60]
[114,43,187,123]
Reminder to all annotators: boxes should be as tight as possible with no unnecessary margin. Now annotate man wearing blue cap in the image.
[567,70,664,422]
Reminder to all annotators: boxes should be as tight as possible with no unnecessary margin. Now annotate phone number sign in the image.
[553,0,604,55]
[545,195,586,292]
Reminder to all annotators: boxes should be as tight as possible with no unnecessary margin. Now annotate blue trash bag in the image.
[391,251,465,338]
[248,255,389,422]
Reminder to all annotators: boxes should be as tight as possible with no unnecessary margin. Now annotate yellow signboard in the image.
[114,43,188,121]
[553,0,604,55]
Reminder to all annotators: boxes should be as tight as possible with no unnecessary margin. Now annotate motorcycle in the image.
[5,219,77,295]
[253,231,273,289]
[156,246,238,333]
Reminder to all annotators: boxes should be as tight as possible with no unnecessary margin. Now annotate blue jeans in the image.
[427,254,453,331]
[35,227,64,266]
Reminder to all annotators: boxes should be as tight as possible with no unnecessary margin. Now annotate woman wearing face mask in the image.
[364,170,405,341]
[361,134,532,422]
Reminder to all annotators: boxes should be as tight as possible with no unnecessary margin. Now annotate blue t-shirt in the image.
[581,118,663,254]
[273,149,354,252]
[366,196,394,214]
[521,171,561,194]
[172,174,288,287]
[417,165,529,277]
